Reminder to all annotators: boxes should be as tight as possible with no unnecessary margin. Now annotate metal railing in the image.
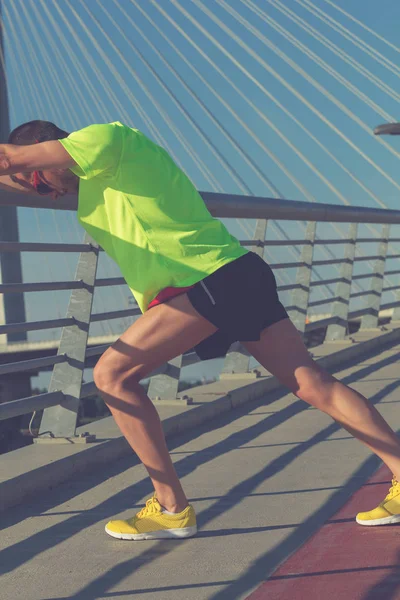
[1,191,400,439]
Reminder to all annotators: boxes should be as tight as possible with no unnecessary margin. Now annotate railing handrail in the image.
[1,192,400,428]
[2,190,400,224]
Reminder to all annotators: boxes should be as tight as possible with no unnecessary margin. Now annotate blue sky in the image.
[2,0,400,385]
[4,0,400,206]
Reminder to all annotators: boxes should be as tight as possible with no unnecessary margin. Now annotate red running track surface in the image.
[247,466,400,600]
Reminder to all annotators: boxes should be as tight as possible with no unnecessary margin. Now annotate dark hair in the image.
[8,120,70,145]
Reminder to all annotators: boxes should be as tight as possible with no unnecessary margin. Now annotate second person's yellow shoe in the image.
[105,495,197,540]
[356,476,400,526]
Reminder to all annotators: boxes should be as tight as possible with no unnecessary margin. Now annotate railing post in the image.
[288,221,316,335]
[392,288,400,322]
[147,354,183,402]
[220,219,268,379]
[325,223,358,341]
[361,224,390,330]
[36,233,99,442]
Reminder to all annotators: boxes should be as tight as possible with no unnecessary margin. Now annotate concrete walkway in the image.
[2,341,400,600]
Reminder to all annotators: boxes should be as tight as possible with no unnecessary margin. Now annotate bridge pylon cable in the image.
[322,0,400,56]
[186,0,400,298]
[266,0,400,105]
[297,0,400,79]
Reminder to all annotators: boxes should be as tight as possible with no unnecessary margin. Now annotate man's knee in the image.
[93,352,141,395]
[293,365,336,408]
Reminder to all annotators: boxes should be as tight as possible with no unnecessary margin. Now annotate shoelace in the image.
[384,476,399,502]
[136,496,160,519]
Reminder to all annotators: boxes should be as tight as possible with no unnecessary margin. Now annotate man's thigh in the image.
[242,318,328,393]
[97,293,218,380]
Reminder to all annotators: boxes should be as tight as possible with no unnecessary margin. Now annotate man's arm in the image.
[0,141,76,176]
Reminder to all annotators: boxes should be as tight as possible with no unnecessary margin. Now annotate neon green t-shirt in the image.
[59,122,248,313]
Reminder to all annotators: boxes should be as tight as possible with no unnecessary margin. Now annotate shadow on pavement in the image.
[362,548,400,600]
[1,343,400,599]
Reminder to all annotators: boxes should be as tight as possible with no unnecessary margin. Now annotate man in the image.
[1,120,400,539]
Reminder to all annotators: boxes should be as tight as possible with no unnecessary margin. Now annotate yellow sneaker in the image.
[105,496,197,540]
[356,476,400,526]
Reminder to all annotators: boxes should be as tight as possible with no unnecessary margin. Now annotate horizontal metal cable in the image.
[95,277,126,287]
[312,258,344,266]
[0,281,86,294]
[239,237,399,247]
[269,262,303,270]
[308,297,337,308]
[348,308,368,320]
[84,344,111,358]
[380,301,400,311]
[352,273,376,281]
[0,318,74,335]
[354,255,383,263]
[90,308,140,322]
[0,354,67,375]
[350,290,371,299]
[182,351,200,368]
[241,239,313,247]
[309,284,400,300]
[0,390,64,421]
[305,316,337,331]
[81,350,201,401]
[80,381,98,399]
[0,276,127,294]
[314,238,351,245]
[85,342,199,364]
[383,270,400,277]
[277,284,298,292]
[310,277,347,287]
[0,242,92,253]
[304,304,395,331]
[359,238,400,243]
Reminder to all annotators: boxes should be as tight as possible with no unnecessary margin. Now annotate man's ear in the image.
[0,154,11,171]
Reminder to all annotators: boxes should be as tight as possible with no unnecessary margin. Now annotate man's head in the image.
[8,120,79,198]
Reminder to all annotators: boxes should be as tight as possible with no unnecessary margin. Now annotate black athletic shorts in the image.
[188,251,289,360]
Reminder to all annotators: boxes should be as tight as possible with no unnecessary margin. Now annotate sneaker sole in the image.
[356,514,400,526]
[105,525,198,540]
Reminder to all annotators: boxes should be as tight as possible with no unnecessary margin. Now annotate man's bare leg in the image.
[93,293,217,512]
[243,319,400,480]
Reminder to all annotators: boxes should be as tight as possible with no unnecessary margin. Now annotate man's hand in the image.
[0,141,76,176]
